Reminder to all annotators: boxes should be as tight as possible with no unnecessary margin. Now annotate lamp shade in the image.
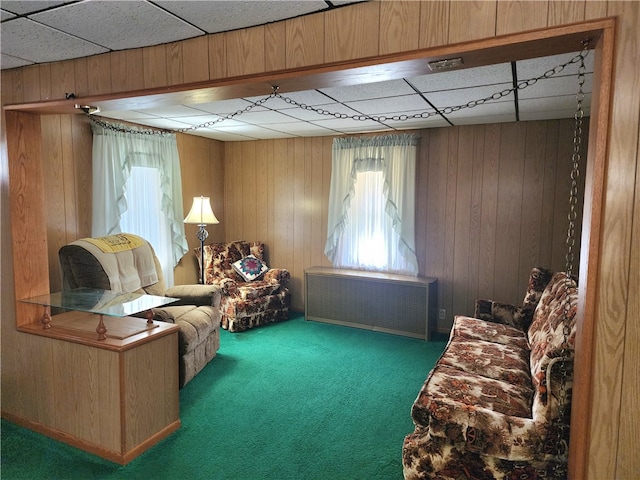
[184,196,219,225]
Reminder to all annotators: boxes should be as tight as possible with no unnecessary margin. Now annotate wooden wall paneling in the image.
[265,22,286,72]
[38,64,52,101]
[50,60,76,102]
[415,130,429,275]
[320,136,333,268]
[6,111,50,325]
[550,120,574,270]
[70,115,93,240]
[209,140,225,244]
[110,49,144,94]
[181,36,210,84]
[263,140,275,258]
[73,57,89,99]
[291,139,306,308]
[86,53,112,96]
[493,123,526,304]
[309,137,325,269]
[224,143,244,241]
[226,27,265,78]
[1,70,19,105]
[547,0,586,27]
[41,116,65,292]
[323,1,380,63]
[208,33,227,80]
[424,128,447,328]
[539,120,560,269]
[584,1,609,21]
[269,140,290,271]
[379,1,420,55]
[518,121,547,291]
[22,65,41,103]
[302,138,314,272]
[619,108,640,478]
[166,41,184,86]
[143,45,168,89]
[241,141,258,242]
[589,2,639,477]
[468,125,486,314]
[254,141,270,246]
[285,14,324,69]
[447,1,497,45]
[496,1,549,36]
[477,123,500,302]
[418,1,450,49]
[452,126,474,317]
[442,128,459,323]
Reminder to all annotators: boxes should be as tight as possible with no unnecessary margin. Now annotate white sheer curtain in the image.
[91,123,188,287]
[324,133,419,275]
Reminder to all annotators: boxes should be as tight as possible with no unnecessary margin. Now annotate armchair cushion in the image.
[233,254,268,281]
[164,284,221,307]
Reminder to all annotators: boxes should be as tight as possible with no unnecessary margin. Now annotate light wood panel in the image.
[222,119,584,318]
[324,1,380,63]
[496,1,549,35]
[286,14,325,68]
[2,3,637,478]
[379,1,420,54]
[418,1,450,49]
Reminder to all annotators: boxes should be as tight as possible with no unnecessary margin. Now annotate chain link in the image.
[89,49,590,135]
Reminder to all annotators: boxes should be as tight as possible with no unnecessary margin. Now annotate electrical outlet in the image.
[439,309,446,321]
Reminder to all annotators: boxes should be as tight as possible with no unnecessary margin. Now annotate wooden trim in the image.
[1,411,180,465]
[568,19,615,480]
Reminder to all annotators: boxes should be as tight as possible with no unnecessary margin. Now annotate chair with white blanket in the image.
[58,233,221,387]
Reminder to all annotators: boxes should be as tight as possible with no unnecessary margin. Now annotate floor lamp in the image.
[184,196,219,284]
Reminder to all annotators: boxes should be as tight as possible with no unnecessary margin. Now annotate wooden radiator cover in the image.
[304,267,437,340]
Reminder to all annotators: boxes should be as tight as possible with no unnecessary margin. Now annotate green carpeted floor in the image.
[1,313,446,480]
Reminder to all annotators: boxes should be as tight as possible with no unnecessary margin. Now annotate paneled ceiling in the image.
[0,1,593,141]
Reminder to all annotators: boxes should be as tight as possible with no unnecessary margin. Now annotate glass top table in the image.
[21,288,179,340]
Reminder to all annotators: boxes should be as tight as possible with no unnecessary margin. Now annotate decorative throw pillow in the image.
[232,255,269,282]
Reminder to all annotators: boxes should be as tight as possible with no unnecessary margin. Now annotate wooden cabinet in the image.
[5,312,180,465]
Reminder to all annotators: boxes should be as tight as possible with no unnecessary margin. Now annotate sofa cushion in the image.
[153,305,220,355]
[438,337,531,388]
[233,254,269,281]
[451,315,529,350]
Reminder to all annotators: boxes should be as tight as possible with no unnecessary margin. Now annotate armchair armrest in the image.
[263,268,290,286]
[474,299,524,329]
[165,284,222,307]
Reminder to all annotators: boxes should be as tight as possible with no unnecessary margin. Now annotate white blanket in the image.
[71,234,158,293]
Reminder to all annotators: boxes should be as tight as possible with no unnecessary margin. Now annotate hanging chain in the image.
[89,49,589,135]
[551,39,589,480]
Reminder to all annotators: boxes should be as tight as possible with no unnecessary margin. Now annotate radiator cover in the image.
[304,267,437,340]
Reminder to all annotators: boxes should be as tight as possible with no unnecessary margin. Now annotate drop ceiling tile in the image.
[425,84,514,110]
[381,112,449,129]
[519,94,592,114]
[320,78,415,102]
[520,108,591,122]
[96,110,159,121]
[0,18,109,63]
[265,122,340,137]
[517,51,594,81]
[196,129,256,142]
[156,0,326,34]
[192,98,266,115]
[450,113,516,126]
[311,117,386,131]
[134,118,197,131]
[409,62,512,93]
[234,109,301,125]
[32,1,203,50]
[344,94,431,115]
[1,53,33,69]
[444,101,516,123]
[1,10,16,21]
[275,102,361,122]
[0,1,71,15]
[139,105,212,118]
[518,74,593,100]
[246,90,335,110]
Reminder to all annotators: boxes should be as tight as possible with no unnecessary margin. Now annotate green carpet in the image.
[1,313,446,480]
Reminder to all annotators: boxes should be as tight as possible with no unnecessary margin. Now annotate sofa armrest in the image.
[474,299,524,329]
[263,268,290,286]
[165,284,222,307]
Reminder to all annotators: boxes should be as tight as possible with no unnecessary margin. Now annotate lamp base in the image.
[197,224,209,284]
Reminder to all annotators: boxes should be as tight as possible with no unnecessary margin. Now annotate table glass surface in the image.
[21,288,178,318]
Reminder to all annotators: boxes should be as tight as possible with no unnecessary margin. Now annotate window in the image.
[325,134,419,275]
[120,166,175,286]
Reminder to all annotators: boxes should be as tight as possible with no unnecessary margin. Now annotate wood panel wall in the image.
[2,1,638,478]
[223,119,585,329]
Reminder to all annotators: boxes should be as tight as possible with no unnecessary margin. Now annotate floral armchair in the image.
[197,241,290,332]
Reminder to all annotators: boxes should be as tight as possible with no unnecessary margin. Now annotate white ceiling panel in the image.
[0,17,109,63]
[425,84,514,109]
[409,63,513,93]
[320,78,416,102]
[1,53,33,69]
[518,74,593,100]
[31,1,203,50]
[0,1,72,15]
[156,0,327,33]
[344,94,432,116]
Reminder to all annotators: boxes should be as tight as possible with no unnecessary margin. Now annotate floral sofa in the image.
[402,268,578,479]
[198,241,290,332]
